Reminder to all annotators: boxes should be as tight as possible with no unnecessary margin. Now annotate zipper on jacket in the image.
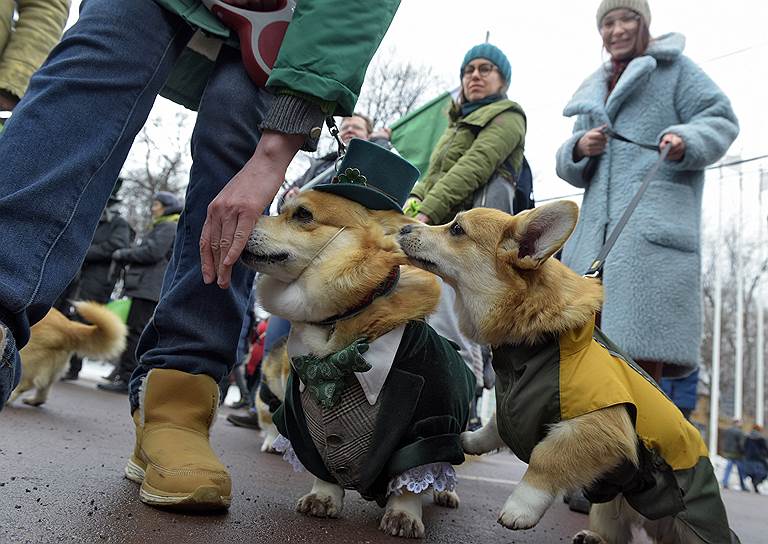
[434,126,460,175]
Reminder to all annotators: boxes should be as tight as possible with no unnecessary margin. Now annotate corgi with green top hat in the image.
[240,136,476,539]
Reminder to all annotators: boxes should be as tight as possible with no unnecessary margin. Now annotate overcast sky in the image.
[67,1,768,237]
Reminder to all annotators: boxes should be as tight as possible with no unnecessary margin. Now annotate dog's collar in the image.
[312,266,401,327]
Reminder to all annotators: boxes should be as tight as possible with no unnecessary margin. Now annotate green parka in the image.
[410,99,526,224]
[152,0,399,114]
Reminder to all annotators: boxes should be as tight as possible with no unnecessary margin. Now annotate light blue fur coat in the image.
[556,33,739,375]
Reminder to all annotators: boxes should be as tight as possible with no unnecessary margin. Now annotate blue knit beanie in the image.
[460,43,511,85]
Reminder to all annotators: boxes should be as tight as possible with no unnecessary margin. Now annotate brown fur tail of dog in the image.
[66,301,128,360]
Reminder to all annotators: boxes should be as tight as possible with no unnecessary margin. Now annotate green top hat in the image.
[313,138,420,213]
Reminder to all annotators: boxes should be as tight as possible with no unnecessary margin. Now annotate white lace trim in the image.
[387,462,457,496]
[272,434,305,473]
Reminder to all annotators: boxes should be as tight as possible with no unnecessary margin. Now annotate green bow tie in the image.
[292,338,371,409]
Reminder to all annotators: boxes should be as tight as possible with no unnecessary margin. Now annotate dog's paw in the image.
[433,489,459,509]
[497,485,552,531]
[379,509,425,539]
[295,492,342,518]
[21,398,44,407]
[260,439,277,454]
[572,530,607,544]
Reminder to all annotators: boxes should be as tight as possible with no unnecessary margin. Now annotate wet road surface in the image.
[1,374,764,543]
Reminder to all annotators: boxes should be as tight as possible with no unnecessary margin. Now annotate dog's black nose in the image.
[400,224,413,235]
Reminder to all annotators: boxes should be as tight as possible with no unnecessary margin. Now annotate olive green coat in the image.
[409,99,526,224]
[0,0,70,100]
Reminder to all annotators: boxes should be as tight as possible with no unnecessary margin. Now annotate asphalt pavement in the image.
[1,366,764,544]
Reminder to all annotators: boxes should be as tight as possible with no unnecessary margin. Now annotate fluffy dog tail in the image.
[66,301,128,361]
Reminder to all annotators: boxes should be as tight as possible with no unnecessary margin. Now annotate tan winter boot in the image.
[124,368,232,510]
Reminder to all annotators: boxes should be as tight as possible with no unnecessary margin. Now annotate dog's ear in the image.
[370,210,419,236]
[500,201,579,270]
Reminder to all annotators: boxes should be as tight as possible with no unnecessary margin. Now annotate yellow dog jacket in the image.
[492,318,737,544]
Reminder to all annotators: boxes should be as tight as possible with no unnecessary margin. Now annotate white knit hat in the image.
[596,0,651,28]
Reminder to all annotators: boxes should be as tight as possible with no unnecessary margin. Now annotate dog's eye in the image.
[449,222,465,236]
[292,206,313,222]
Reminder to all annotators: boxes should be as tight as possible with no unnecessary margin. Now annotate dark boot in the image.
[97,378,129,394]
[61,356,82,381]
[566,489,591,514]
[226,412,261,431]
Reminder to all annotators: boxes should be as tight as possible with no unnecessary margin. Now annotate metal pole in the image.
[735,171,744,420]
[709,168,723,456]
[757,169,766,426]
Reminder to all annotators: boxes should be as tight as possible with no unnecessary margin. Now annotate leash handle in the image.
[583,144,671,279]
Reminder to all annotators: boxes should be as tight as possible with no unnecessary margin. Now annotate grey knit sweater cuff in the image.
[260,94,326,152]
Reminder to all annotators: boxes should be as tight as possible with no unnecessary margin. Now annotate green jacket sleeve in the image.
[419,111,525,224]
[0,0,70,99]
[266,0,400,116]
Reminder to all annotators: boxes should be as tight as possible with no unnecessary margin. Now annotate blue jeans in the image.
[722,458,747,490]
[263,315,291,356]
[0,0,266,410]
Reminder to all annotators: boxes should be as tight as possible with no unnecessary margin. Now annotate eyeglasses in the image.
[462,63,497,78]
[600,12,640,32]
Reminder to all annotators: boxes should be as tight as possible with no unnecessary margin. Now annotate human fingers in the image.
[205,201,225,284]
[662,134,685,161]
[200,217,217,284]
[219,212,258,288]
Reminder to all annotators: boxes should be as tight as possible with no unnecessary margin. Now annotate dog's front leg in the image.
[460,412,505,455]
[260,423,279,453]
[499,407,637,532]
[380,490,425,539]
[296,477,344,518]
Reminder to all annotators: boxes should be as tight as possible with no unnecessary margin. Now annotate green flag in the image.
[390,92,453,180]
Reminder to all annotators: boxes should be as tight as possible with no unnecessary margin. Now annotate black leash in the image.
[602,127,659,151]
[583,135,671,279]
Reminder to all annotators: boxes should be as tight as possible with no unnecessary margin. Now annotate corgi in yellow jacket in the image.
[398,202,738,544]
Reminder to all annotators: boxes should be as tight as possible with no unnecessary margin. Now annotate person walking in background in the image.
[97,192,180,394]
[59,183,133,381]
[403,42,527,394]
[721,419,748,491]
[0,0,70,127]
[0,0,400,513]
[742,425,768,493]
[555,0,738,383]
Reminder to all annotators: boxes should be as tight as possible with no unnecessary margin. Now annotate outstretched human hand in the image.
[200,130,303,288]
